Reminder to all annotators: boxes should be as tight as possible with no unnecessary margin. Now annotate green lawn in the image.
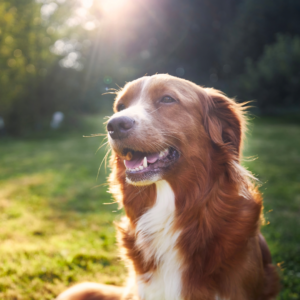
[243,116,300,300]
[0,115,299,300]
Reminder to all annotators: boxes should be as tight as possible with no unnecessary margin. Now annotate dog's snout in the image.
[107,116,135,139]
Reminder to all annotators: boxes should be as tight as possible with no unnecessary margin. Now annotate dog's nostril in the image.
[107,123,114,133]
[107,116,135,139]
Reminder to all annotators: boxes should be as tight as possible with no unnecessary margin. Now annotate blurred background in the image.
[1,0,300,135]
[0,0,299,299]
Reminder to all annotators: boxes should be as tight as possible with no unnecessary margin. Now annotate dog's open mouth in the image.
[123,147,179,183]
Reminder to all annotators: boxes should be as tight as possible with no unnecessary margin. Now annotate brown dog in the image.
[57,74,280,300]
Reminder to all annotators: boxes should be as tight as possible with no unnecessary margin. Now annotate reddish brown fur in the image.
[56,75,280,300]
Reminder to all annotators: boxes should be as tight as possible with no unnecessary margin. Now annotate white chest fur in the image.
[135,180,183,300]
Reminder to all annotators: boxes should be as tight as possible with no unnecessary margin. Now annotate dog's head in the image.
[107,74,245,187]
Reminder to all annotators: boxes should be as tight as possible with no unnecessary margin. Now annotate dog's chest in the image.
[135,180,183,300]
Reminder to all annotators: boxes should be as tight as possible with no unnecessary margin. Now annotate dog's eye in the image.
[117,104,126,111]
[160,96,176,104]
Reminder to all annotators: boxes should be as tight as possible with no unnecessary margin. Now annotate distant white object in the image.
[50,112,64,129]
[0,117,4,129]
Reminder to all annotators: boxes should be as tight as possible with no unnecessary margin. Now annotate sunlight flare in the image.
[81,0,93,8]
[101,0,128,13]
[81,0,128,13]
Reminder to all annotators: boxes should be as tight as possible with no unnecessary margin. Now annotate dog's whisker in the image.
[96,141,109,154]
[83,133,107,137]
[97,148,111,179]
[91,183,109,189]
[104,147,112,171]
[103,117,112,124]
[148,107,161,115]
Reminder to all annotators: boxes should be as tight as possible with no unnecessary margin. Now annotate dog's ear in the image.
[202,88,246,157]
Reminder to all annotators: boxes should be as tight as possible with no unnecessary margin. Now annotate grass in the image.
[0,115,299,300]
[243,116,300,299]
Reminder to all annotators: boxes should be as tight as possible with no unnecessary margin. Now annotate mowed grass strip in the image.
[0,115,299,300]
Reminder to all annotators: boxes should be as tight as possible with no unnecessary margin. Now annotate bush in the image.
[241,34,300,114]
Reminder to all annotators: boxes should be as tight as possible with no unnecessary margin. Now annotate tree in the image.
[222,0,300,76]
[241,34,300,113]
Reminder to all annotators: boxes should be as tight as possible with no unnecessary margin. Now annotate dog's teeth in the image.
[159,151,164,158]
[143,157,147,168]
[139,166,144,170]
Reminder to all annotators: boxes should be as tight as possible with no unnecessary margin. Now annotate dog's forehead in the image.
[116,77,145,104]
[116,74,200,107]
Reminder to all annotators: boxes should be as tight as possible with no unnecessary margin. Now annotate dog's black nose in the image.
[107,116,135,139]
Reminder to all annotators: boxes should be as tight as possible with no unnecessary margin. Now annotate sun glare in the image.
[81,0,128,13]
[101,0,128,13]
[81,0,93,8]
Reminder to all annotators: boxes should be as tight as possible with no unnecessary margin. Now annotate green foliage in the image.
[240,35,300,113]
[0,0,136,135]
[1,0,300,134]
[0,0,59,134]
[222,0,300,75]
[0,115,299,299]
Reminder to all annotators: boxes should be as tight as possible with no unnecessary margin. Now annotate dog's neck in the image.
[135,180,177,260]
[134,180,183,300]
[120,168,261,300]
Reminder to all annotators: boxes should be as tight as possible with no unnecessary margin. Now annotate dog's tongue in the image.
[125,156,143,169]
[124,152,160,169]
[146,153,160,163]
